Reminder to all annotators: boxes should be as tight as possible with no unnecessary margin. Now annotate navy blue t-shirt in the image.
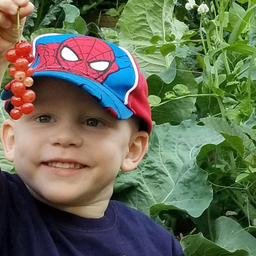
[0,171,184,256]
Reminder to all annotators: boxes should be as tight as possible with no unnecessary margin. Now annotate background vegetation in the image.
[2,0,256,255]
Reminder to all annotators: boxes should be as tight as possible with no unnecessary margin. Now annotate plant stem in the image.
[207,207,214,241]
[222,50,231,75]
[17,7,21,43]
[200,15,207,55]
[247,48,256,106]
[216,96,226,119]
[150,93,219,109]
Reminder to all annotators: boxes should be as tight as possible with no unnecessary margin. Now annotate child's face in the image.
[2,77,147,216]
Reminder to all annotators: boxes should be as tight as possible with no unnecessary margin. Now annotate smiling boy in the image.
[0,0,184,255]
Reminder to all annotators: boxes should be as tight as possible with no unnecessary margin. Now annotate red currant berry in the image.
[5,48,18,63]
[26,53,34,64]
[14,40,26,49]
[10,108,22,120]
[11,96,23,107]
[22,90,36,103]
[25,67,34,77]
[16,41,32,57]
[21,103,34,115]
[23,77,34,87]
[11,81,26,96]
[8,66,16,77]
[14,71,26,81]
[15,58,29,71]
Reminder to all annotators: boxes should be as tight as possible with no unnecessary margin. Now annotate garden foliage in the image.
[2,0,256,255]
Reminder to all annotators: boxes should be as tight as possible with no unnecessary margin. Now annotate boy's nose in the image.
[51,124,83,147]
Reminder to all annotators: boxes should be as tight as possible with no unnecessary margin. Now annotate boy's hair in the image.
[1,34,152,134]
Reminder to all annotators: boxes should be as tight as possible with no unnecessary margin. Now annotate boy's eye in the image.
[86,118,103,127]
[36,115,54,123]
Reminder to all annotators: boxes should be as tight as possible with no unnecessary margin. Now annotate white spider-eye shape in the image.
[89,61,110,71]
[61,46,79,62]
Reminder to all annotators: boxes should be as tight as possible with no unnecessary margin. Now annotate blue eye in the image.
[36,115,54,123]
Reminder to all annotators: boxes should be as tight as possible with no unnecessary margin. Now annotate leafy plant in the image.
[114,0,256,254]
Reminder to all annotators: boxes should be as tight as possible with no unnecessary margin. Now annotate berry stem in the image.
[17,7,21,43]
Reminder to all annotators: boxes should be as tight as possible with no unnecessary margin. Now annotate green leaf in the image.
[62,4,87,35]
[39,0,73,29]
[243,110,256,128]
[148,59,197,125]
[105,8,119,17]
[148,95,161,106]
[62,4,80,23]
[202,117,256,159]
[181,233,248,256]
[144,45,157,54]
[173,84,190,95]
[215,216,256,255]
[150,35,161,44]
[157,58,176,84]
[160,43,176,57]
[221,133,244,156]
[113,121,224,217]
[63,16,87,35]
[229,3,246,30]
[228,3,256,44]
[117,0,188,73]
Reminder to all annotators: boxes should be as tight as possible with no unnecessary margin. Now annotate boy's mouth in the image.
[46,162,85,169]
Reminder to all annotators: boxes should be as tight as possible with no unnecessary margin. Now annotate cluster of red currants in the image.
[5,40,36,120]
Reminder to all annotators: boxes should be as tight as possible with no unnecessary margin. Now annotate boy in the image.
[0,0,185,255]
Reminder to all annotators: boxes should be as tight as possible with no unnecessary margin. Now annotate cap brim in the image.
[32,71,134,120]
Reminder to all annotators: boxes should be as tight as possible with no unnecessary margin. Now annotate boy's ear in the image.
[121,131,149,172]
[1,119,15,162]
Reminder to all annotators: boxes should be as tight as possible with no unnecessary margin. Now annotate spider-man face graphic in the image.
[35,36,119,83]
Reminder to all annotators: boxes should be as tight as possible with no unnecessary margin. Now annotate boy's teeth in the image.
[48,162,83,169]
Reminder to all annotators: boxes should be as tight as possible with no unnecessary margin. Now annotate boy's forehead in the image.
[32,77,92,99]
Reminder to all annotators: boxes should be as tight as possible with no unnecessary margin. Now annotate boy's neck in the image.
[26,186,110,218]
[57,200,110,218]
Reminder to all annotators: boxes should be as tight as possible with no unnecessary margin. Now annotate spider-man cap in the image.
[1,34,152,133]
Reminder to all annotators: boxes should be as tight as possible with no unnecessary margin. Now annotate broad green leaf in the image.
[62,4,80,23]
[117,0,188,73]
[229,3,246,30]
[221,133,244,156]
[228,3,256,44]
[215,216,256,255]
[148,59,197,125]
[202,117,256,159]
[181,233,248,256]
[62,4,87,35]
[113,121,224,217]
[37,0,73,29]
[156,58,176,84]
[243,111,256,129]
[63,16,87,35]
